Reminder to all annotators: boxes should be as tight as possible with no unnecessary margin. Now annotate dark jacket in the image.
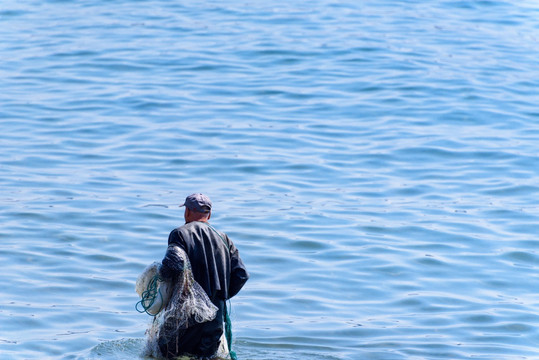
[161,221,249,301]
[158,221,249,358]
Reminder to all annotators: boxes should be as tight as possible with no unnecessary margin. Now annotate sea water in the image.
[1,1,539,359]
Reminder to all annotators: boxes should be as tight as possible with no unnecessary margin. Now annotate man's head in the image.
[180,193,212,223]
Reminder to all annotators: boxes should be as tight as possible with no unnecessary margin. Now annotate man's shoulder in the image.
[171,222,197,233]
[172,221,229,243]
[178,221,204,233]
[168,225,189,245]
[170,222,205,241]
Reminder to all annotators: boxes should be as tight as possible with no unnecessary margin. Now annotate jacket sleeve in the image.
[160,230,186,279]
[227,236,249,299]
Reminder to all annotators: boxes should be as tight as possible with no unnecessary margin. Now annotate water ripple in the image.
[1,0,539,359]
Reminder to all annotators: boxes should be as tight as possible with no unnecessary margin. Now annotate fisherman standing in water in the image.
[158,193,249,359]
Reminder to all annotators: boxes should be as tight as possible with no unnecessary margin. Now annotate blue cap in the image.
[180,193,212,213]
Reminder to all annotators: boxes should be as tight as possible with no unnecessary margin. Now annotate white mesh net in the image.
[139,245,220,358]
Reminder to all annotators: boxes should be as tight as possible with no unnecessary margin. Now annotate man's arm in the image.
[227,236,249,299]
[160,230,186,279]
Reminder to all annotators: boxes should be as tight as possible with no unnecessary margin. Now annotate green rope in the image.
[224,301,237,360]
[135,274,164,316]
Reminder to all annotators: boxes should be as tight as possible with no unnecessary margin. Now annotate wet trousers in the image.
[158,299,224,359]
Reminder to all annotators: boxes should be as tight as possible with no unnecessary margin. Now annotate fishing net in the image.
[135,262,170,316]
[136,245,223,359]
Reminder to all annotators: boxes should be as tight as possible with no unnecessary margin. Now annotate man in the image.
[158,193,249,359]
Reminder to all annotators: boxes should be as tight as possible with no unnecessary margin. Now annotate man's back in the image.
[165,221,248,302]
[158,215,248,359]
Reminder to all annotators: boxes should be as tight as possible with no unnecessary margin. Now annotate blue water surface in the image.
[1,0,539,359]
